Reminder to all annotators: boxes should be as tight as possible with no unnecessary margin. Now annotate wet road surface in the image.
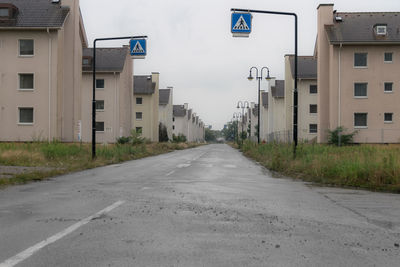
[0,144,399,266]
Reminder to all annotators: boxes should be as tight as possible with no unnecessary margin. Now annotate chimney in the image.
[184,103,188,110]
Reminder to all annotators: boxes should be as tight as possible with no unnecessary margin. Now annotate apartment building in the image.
[159,87,173,141]
[173,103,205,142]
[133,73,159,142]
[268,80,287,142]
[260,91,269,142]
[0,0,86,142]
[285,55,318,143]
[81,47,133,143]
[317,4,400,143]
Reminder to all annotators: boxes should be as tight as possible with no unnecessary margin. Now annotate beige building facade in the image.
[317,4,400,143]
[81,47,133,143]
[159,87,173,140]
[133,73,159,142]
[0,0,86,142]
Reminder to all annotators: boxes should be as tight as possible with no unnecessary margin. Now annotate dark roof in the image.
[0,0,69,28]
[159,89,170,105]
[173,105,186,117]
[325,12,400,44]
[271,80,285,98]
[262,92,268,108]
[134,75,156,95]
[82,48,127,72]
[252,105,259,117]
[288,56,317,79]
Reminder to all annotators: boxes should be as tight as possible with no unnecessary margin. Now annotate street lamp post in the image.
[233,112,241,145]
[92,35,147,159]
[248,67,271,144]
[237,101,249,146]
[231,8,298,156]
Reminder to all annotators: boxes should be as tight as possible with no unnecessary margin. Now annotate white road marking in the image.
[0,200,125,267]
[177,163,191,168]
[166,171,175,176]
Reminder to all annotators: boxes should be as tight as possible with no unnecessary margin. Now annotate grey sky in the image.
[80,0,399,130]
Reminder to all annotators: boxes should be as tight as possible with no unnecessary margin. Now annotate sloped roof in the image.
[0,0,69,28]
[271,80,285,98]
[82,48,127,72]
[262,92,268,108]
[134,75,156,94]
[173,105,186,117]
[159,89,170,105]
[288,56,317,79]
[325,12,400,44]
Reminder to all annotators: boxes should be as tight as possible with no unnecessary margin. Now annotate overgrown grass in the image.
[0,142,202,187]
[240,141,400,193]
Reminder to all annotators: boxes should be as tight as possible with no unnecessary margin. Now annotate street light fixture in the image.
[248,66,271,144]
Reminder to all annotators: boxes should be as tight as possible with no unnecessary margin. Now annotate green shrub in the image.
[116,136,131,144]
[172,134,187,143]
[328,127,357,146]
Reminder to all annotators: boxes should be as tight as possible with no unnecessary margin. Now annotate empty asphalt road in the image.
[0,144,399,266]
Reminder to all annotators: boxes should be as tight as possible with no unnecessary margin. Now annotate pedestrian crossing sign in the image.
[130,39,146,59]
[231,12,252,37]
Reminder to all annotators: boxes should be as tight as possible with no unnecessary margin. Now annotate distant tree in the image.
[159,123,169,142]
[205,128,217,142]
[222,121,237,142]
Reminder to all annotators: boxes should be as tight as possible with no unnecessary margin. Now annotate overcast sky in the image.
[80,0,399,130]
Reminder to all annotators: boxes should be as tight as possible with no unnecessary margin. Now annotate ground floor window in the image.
[309,124,317,133]
[136,127,142,134]
[384,113,393,123]
[18,107,33,124]
[136,112,142,120]
[96,121,104,132]
[354,113,368,128]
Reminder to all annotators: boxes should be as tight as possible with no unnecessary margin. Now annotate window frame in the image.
[384,52,393,63]
[18,73,34,91]
[0,7,9,17]
[354,113,368,129]
[18,107,34,125]
[136,97,143,105]
[309,104,317,114]
[309,85,317,94]
[309,124,317,134]
[354,82,368,98]
[384,82,393,93]
[95,100,105,111]
[18,39,34,57]
[95,79,105,89]
[384,113,393,124]
[136,112,143,120]
[354,52,368,68]
[95,121,105,132]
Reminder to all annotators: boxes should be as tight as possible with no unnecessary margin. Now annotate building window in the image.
[0,8,9,17]
[384,82,393,93]
[136,112,142,120]
[95,100,104,111]
[384,113,393,123]
[354,83,367,98]
[19,74,34,90]
[309,104,317,114]
[82,58,89,65]
[18,107,33,124]
[309,124,317,134]
[173,117,175,122]
[136,127,142,134]
[96,79,104,89]
[309,85,317,94]
[384,52,393,63]
[96,122,104,132]
[19,40,34,56]
[354,113,367,128]
[354,53,367,67]
[136,97,142,105]
[172,125,175,130]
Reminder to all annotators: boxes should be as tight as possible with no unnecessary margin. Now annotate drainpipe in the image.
[338,43,342,146]
[114,72,118,139]
[47,28,52,142]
